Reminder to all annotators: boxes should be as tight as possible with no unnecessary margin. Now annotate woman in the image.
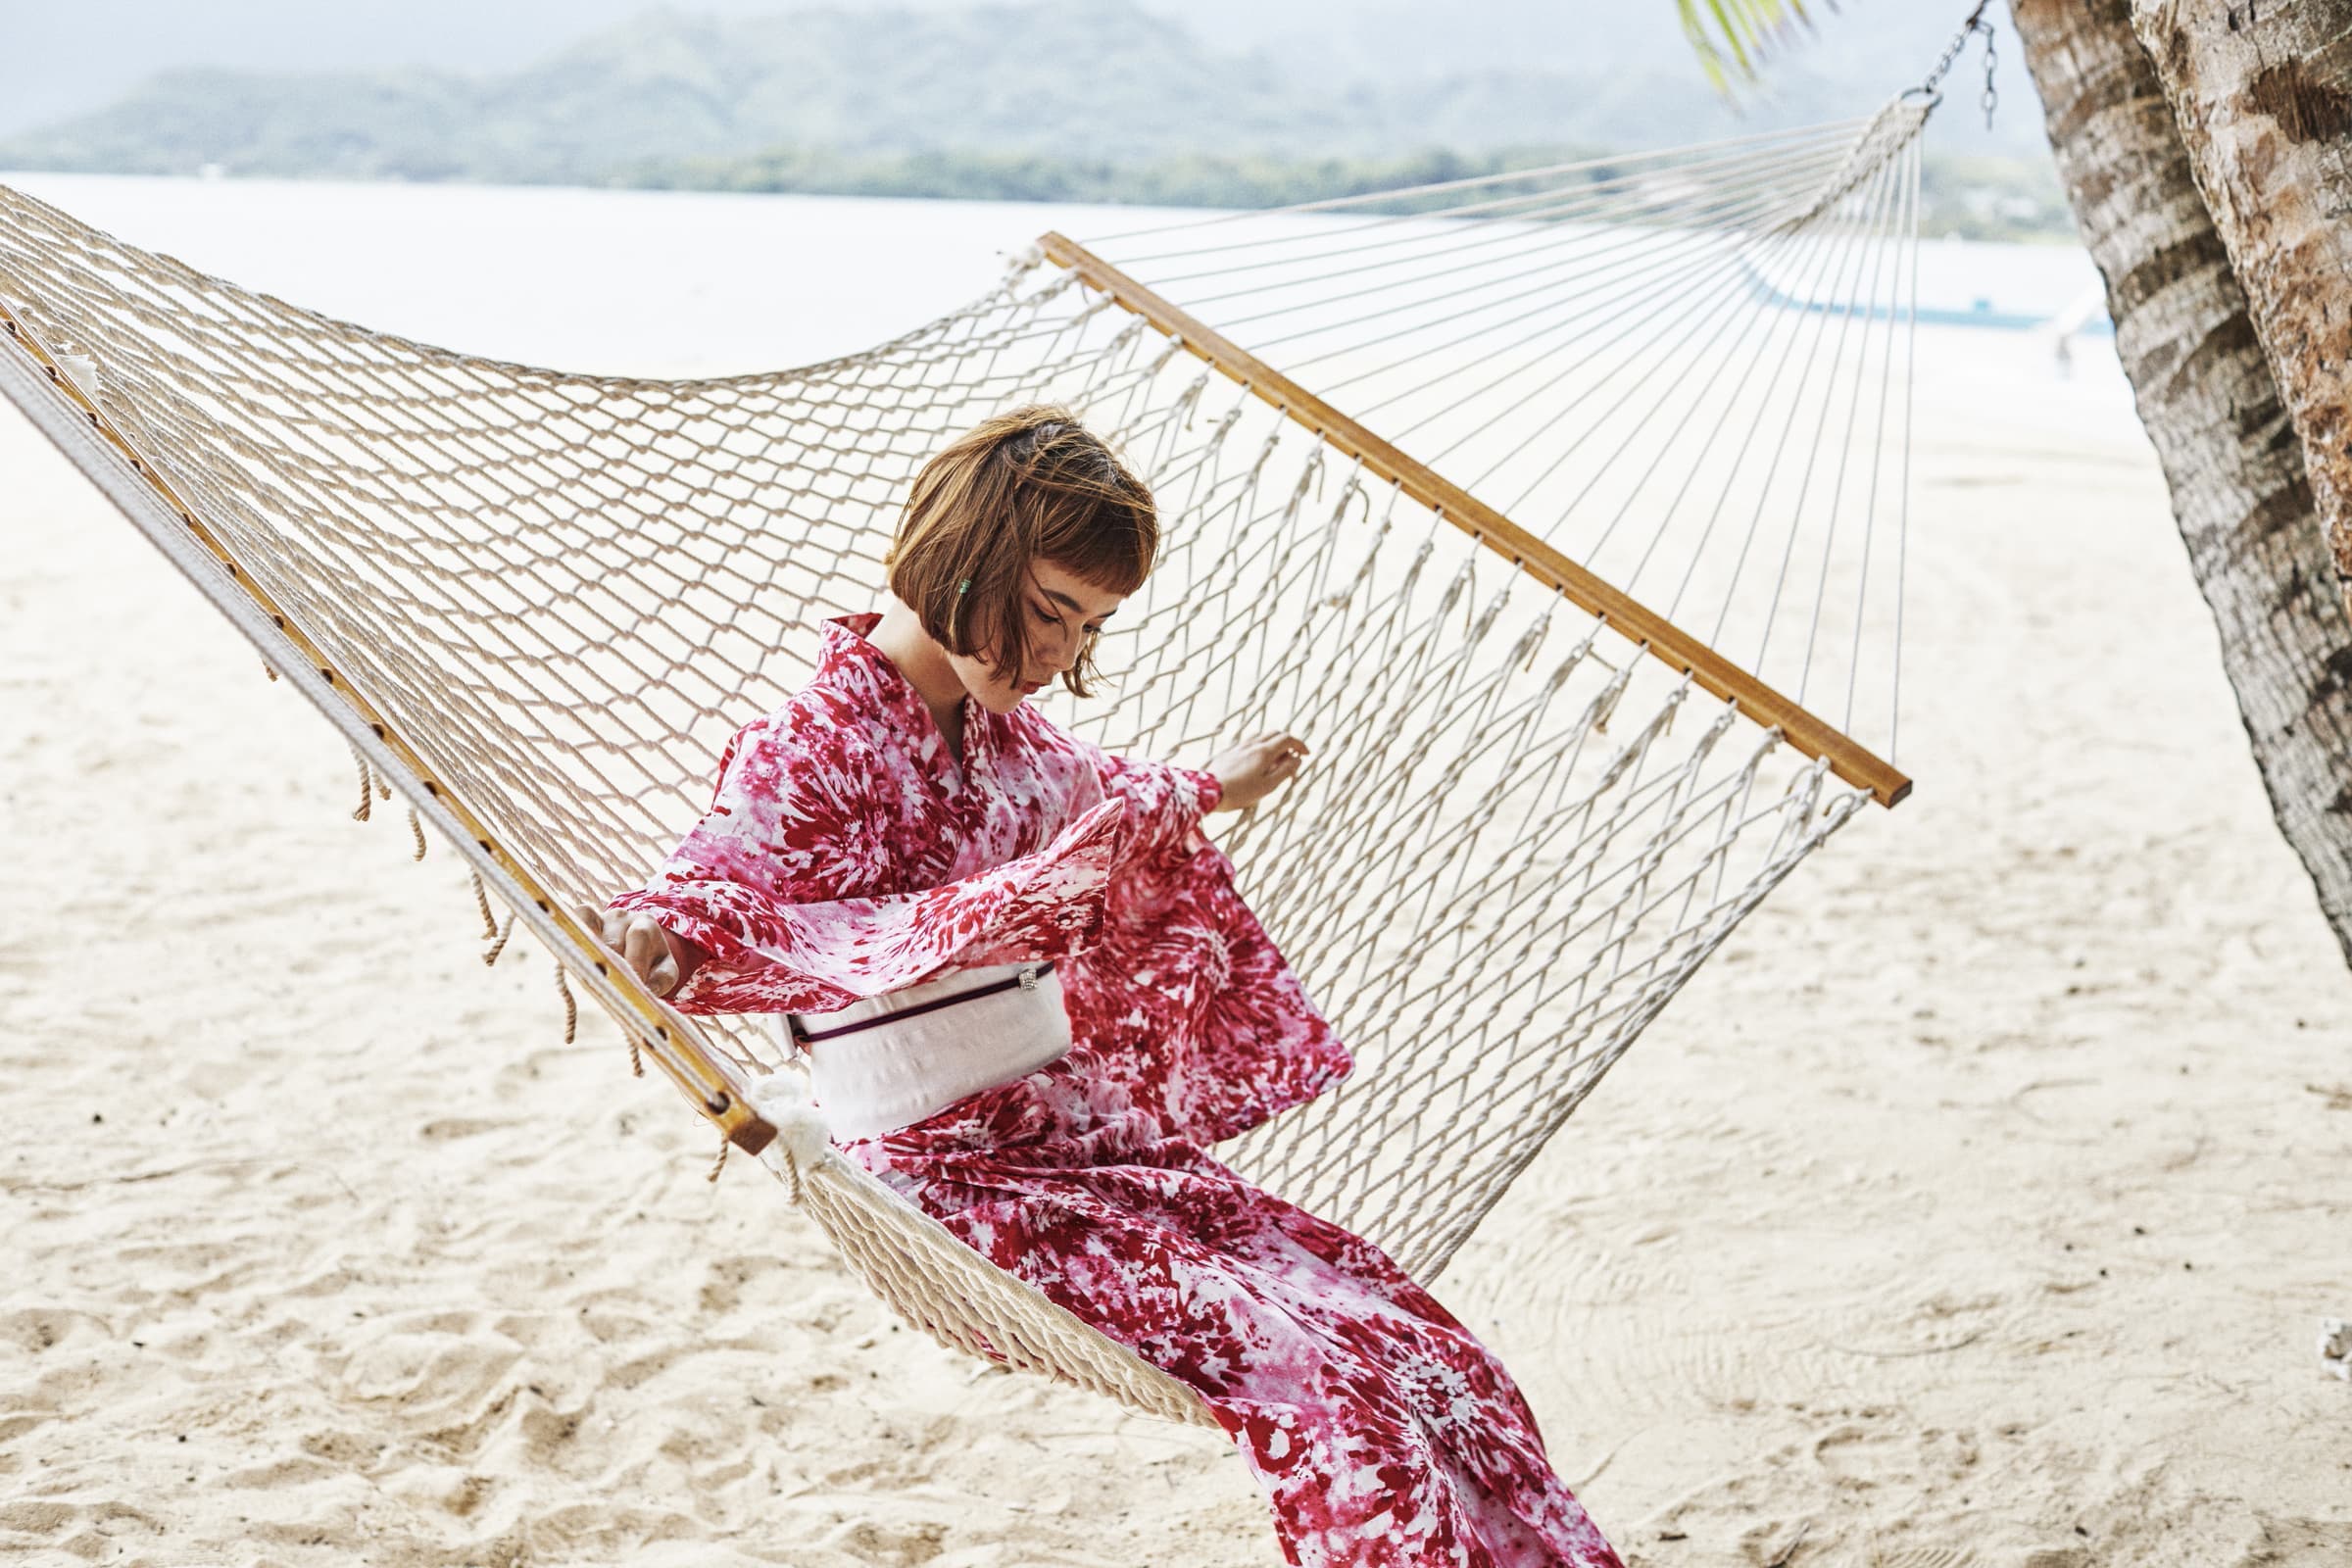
[581,405,1625,1568]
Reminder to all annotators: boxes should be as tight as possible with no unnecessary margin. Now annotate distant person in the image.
[581,404,1626,1566]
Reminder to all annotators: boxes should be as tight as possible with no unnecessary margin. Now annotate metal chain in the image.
[1979,18,2000,130]
[1919,1,1999,129]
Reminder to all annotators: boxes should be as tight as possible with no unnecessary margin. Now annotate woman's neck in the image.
[867,599,968,757]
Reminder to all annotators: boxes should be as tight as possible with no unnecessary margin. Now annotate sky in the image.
[0,0,2042,155]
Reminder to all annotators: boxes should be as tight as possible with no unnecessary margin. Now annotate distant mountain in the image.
[0,0,2011,183]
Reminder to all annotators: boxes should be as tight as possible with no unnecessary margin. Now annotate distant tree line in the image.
[614,144,2070,241]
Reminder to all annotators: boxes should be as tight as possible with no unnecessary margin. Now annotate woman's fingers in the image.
[572,903,616,950]
[620,917,667,986]
[1202,730,1310,813]
[572,902,678,995]
[626,916,682,997]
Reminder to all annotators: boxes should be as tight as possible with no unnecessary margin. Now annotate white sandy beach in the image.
[2,175,2348,1567]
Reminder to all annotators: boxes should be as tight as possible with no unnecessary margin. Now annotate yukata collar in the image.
[817,611,986,770]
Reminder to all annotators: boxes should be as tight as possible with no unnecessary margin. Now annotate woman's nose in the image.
[1027,634,1066,675]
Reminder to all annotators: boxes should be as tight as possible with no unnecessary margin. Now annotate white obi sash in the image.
[774,959,1071,1143]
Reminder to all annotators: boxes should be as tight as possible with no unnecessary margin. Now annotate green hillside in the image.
[0,0,2072,240]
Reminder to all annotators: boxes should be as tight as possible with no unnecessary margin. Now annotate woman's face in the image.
[949,558,1126,713]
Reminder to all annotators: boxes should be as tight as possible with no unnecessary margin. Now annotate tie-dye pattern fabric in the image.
[611,612,1624,1567]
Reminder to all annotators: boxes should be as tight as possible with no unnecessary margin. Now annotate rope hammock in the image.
[0,89,1935,1429]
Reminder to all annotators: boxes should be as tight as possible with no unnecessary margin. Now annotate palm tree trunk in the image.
[2012,0,2352,965]
[2126,0,2352,609]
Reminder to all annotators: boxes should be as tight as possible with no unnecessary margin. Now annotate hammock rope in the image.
[0,87,1933,1426]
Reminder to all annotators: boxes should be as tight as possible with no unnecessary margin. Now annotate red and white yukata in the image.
[610,611,1625,1568]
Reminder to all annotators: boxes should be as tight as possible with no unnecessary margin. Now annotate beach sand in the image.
[3,186,2349,1567]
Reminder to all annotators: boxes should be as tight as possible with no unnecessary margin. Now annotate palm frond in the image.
[1676,0,1834,95]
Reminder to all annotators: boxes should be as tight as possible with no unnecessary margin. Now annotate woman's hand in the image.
[571,903,702,998]
[1205,730,1310,813]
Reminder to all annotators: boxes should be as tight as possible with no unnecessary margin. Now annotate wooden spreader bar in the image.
[1036,231,1913,809]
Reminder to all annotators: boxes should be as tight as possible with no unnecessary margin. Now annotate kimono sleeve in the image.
[607,704,1127,1016]
[1080,738,1224,872]
[1048,731,1354,1146]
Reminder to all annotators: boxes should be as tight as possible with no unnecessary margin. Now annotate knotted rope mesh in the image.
[0,95,1925,1423]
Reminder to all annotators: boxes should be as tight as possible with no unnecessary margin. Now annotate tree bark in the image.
[2012,0,2352,965]
[2128,0,2352,609]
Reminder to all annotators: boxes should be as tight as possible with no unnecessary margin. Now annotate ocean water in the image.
[4,172,2115,369]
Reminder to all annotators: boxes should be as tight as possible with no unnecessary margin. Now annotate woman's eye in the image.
[1031,602,1104,635]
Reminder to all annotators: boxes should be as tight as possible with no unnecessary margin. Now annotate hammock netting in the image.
[0,96,1929,1426]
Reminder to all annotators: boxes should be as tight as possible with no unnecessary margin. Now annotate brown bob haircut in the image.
[886,403,1157,699]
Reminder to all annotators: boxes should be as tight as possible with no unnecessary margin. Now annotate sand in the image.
[3,186,2349,1567]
